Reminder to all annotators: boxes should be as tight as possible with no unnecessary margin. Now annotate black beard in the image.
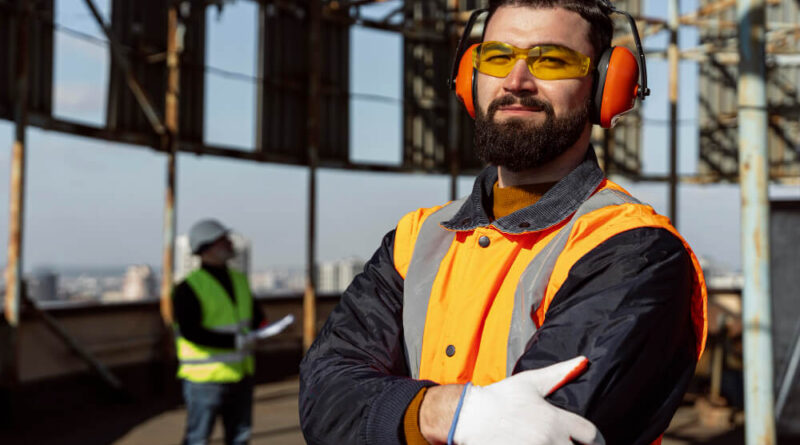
[474,94,590,172]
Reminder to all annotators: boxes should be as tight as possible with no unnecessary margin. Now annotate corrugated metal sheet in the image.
[698,0,800,179]
[106,0,166,138]
[257,1,349,163]
[177,2,206,144]
[770,200,800,434]
[0,0,53,120]
[106,0,204,143]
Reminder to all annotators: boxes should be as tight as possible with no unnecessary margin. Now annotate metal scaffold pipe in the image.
[5,0,31,327]
[160,5,181,324]
[304,0,322,352]
[737,0,777,444]
[668,0,679,227]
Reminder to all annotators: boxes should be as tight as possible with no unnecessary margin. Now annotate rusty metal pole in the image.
[304,0,321,352]
[668,0,679,227]
[5,1,31,327]
[447,0,460,202]
[737,0,777,443]
[159,4,181,324]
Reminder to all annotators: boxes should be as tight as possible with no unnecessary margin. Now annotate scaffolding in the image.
[2,0,799,441]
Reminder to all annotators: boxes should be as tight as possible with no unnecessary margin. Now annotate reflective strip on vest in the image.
[176,345,252,365]
[403,198,467,379]
[402,190,640,379]
[506,189,640,375]
[205,320,250,335]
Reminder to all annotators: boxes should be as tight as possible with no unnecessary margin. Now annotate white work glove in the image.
[235,332,258,352]
[453,356,605,445]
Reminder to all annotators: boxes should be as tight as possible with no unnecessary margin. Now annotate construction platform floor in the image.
[4,377,791,445]
[113,378,746,445]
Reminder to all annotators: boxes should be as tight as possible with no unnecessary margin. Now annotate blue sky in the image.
[0,0,797,273]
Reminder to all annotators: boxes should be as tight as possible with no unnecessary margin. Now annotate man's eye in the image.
[538,57,567,65]
[486,54,512,63]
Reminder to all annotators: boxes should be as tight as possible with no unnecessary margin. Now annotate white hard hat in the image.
[188,219,230,254]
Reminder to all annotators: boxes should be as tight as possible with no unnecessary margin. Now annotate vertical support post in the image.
[737,0,776,443]
[5,0,30,328]
[304,0,322,352]
[667,0,679,227]
[2,0,30,389]
[160,4,181,324]
[447,0,460,202]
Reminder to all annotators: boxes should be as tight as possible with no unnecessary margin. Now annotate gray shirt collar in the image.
[441,147,605,234]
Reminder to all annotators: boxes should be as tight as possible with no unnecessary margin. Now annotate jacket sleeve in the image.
[514,227,697,445]
[299,230,437,445]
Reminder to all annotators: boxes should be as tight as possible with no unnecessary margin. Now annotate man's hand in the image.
[420,356,604,445]
[235,332,258,352]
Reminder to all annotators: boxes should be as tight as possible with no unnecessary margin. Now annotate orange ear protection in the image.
[449,2,650,129]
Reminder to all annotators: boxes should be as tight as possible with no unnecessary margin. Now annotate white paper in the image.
[255,314,295,339]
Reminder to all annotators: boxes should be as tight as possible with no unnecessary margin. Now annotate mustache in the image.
[487,95,554,119]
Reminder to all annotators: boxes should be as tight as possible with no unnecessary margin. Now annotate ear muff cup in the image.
[454,43,480,119]
[592,46,640,129]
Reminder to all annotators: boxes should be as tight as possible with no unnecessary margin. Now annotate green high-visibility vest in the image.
[174,268,255,383]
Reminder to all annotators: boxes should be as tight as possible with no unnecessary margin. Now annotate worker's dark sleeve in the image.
[172,282,236,349]
[299,230,436,445]
[514,227,697,445]
[251,297,265,330]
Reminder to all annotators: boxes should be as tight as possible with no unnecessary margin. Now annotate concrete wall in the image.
[8,294,340,384]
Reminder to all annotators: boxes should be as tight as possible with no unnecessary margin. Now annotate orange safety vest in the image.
[393,179,707,443]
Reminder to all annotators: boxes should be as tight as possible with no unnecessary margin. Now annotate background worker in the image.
[173,219,266,445]
[299,1,707,445]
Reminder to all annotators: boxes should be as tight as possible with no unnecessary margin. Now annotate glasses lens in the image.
[528,46,591,80]
[474,42,591,80]
[474,42,517,77]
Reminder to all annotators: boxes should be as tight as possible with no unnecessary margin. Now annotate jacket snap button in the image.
[478,236,490,248]
[518,221,531,228]
[446,345,456,357]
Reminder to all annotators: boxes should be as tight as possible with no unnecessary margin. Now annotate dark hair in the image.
[486,0,613,61]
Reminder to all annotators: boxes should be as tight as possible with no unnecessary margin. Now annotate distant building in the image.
[28,270,58,301]
[316,258,365,294]
[121,265,157,301]
[318,262,338,294]
[337,258,365,292]
[228,233,251,277]
[175,235,199,283]
[175,232,251,283]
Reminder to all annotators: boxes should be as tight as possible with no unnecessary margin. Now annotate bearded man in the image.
[299,1,707,444]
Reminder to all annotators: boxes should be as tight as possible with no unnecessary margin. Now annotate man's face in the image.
[474,6,595,171]
[205,236,235,264]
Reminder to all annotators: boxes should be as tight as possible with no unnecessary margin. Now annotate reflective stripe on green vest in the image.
[175,268,255,383]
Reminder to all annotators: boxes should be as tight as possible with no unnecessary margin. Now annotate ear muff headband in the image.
[450,9,488,119]
[597,0,650,100]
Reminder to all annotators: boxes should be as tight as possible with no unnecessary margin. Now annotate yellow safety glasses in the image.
[473,41,592,80]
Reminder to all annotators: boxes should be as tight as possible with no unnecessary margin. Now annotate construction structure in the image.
[1,0,799,443]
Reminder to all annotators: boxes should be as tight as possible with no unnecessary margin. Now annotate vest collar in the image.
[441,147,605,234]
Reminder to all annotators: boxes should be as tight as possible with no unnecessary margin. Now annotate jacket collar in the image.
[441,147,605,234]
